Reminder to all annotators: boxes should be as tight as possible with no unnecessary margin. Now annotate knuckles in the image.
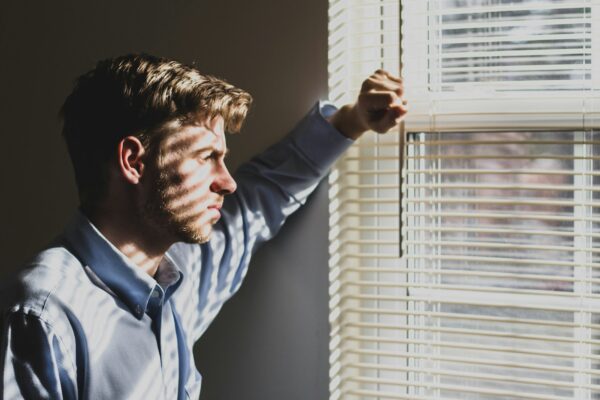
[361,70,404,95]
[356,69,407,134]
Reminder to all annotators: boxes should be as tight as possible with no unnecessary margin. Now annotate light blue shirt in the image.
[0,102,352,400]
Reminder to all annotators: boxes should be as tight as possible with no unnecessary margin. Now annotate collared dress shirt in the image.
[0,102,353,400]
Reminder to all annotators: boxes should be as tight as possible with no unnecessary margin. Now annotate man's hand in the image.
[328,69,407,140]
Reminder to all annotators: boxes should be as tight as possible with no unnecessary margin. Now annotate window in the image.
[328,1,600,399]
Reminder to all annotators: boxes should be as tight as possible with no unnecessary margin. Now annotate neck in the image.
[82,205,173,277]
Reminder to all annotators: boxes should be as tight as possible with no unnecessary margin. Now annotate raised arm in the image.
[168,70,406,341]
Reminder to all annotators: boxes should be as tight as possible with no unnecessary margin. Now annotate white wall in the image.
[0,1,331,399]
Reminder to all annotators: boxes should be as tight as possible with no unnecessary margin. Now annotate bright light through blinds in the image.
[328,0,600,399]
[404,0,600,131]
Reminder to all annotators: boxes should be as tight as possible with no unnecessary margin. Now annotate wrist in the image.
[327,104,368,140]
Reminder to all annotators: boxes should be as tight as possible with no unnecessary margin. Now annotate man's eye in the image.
[198,150,225,162]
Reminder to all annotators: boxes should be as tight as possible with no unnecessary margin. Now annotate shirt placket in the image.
[147,286,180,400]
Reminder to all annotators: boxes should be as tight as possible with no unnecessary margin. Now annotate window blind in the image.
[328,1,600,399]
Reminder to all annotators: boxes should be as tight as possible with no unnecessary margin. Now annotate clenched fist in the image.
[328,69,407,140]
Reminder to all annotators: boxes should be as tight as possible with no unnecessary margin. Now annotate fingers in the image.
[369,104,408,134]
[359,91,402,110]
[361,76,404,97]
[359,92,408,133]
[373,69,403,84]
[357,69,407,133]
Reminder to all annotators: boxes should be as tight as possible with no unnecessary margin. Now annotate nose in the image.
[210,163,237,195]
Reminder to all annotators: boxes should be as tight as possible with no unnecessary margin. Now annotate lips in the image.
[207,202,223,222]
[207,203,222,210]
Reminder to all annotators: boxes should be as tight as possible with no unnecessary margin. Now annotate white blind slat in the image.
[329,0,600,399]
[346,362,600,391]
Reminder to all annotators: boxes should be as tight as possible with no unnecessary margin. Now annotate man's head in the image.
[61,53,252,243]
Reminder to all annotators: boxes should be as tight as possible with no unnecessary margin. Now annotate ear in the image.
[117,136,146,184]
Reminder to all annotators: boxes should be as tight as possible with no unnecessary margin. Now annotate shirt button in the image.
[135,304,143,315]
[151,290,160,298]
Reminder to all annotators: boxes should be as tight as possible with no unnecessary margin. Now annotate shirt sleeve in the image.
[228,100,352,252]
[168,101,354,340]
[2,311,78,400]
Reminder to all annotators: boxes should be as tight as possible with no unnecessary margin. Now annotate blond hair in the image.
[60,53,252,208]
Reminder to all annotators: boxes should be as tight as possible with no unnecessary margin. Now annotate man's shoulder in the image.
[1,245,87,319]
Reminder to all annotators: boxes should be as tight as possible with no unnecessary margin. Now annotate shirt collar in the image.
[61,210,183,319]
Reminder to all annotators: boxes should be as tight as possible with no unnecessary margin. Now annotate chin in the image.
[175,222,213,244]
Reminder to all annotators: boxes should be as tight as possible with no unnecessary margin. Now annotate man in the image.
[0,53,406,399]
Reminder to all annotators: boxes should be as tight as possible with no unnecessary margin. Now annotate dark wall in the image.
[0,1,331,399]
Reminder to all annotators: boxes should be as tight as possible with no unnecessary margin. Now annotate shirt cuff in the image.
[289,101,355,174]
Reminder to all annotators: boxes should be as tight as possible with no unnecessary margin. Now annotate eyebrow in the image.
[192,147,230,158]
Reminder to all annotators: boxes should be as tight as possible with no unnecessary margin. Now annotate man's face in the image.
[141,115,237,244]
